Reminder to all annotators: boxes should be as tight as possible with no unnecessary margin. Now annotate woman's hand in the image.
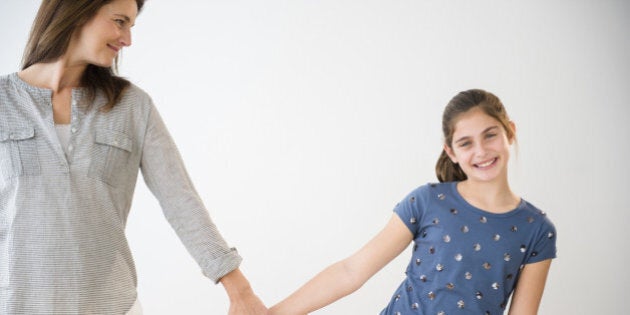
[220,268,268,315]
[227,290,267,315]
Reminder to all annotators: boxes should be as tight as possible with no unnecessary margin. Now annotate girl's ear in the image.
[508,121,517,145]
[444,144,458,164]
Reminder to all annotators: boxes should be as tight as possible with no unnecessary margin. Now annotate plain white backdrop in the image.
[1,1,628,314]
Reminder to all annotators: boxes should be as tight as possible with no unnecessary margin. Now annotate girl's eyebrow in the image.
[483,126,500,133]
[454,125,499,144]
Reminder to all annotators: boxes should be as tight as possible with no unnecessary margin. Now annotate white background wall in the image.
[1,1,628,314]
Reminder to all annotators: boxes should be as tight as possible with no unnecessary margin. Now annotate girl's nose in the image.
[474,143,488,157]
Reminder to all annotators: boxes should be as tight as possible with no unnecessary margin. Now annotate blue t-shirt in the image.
[380,182,557,315]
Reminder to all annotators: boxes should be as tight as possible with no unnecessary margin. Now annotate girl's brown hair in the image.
[21,0,145,110]
[435,89,515,182]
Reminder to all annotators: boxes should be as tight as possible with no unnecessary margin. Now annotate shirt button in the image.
[72,100,77,106]
[68,145,74,152]
[71,127,77,133]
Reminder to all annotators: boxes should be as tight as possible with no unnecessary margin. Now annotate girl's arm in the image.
[508,259,553,315]
[269,213,413,315]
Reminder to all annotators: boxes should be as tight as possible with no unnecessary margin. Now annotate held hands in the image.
[228,290,267,315]
[220,268,268,315]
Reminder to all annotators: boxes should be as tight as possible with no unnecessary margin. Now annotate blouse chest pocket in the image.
[87,129,133,187]
[0,127,41,180]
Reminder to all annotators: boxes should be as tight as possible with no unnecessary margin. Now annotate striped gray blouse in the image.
[0,73,242,314]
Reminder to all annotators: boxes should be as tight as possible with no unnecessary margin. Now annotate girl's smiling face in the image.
[444,106,515,184]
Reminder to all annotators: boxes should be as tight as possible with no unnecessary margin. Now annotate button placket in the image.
[66,96,81,164]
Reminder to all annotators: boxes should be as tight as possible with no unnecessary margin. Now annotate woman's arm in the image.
[141,103,265,313]
[140,103,242,282]
[508,259,553,315]
[269,213,413,315]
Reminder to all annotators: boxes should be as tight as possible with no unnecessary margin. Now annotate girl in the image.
[0,0,266,314]
[269,89,556,314]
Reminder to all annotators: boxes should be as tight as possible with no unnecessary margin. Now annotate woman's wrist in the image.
[219,268,254,301]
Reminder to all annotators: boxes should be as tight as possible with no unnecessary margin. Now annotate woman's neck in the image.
[19,58,88,125]
[18,58,86,93]
[456,178,520,214]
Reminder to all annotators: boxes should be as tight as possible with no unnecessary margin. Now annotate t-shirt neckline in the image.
[447,181,525,218]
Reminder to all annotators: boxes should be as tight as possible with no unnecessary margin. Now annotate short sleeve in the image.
[525,215,557,264]
[393,184,432,237]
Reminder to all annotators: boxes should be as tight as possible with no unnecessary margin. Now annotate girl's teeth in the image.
[477,159,495,167]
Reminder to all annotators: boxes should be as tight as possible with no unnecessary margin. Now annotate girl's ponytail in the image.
[435,149,467,183]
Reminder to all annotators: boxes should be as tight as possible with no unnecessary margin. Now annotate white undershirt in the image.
[54,124,71,156]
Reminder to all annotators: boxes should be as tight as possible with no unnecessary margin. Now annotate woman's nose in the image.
[119,29,132,47]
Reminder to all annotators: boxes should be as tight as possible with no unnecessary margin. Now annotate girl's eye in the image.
[459,141,471,148]
[114,19,125,26]
[485,133,497,139]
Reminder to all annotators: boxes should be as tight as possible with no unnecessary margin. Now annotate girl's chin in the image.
[469,170,505,183]
[464,167,505,182]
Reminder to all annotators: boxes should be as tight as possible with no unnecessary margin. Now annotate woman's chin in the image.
[88,58,115,68]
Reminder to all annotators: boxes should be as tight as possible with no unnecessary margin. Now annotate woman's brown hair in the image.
[435,89,515,182]
[21,0,145,110]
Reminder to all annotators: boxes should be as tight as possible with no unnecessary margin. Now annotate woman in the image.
[269,89,556,314]
[0,0,266,314]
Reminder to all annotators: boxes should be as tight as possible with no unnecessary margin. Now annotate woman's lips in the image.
[107,44,120,52]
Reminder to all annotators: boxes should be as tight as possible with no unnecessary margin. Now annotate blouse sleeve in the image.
[139,102,242,283]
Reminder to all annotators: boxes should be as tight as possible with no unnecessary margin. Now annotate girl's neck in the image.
[456,178,520,214]
[18,58,86,93]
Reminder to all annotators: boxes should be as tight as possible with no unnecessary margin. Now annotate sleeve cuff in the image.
[200,248,243,283]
